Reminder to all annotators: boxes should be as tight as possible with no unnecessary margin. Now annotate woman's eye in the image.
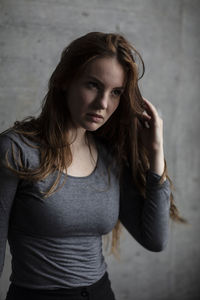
[112,89,122,97]
[88,81,99,89]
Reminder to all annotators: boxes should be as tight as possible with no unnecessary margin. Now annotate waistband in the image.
[9,271,109,295]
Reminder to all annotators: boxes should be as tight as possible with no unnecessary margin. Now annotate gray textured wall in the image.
[0,0,199,299]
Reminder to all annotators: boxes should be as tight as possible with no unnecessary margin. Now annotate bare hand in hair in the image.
[138,97,165,178]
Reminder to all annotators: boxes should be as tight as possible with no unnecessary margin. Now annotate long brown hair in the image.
[2,32,188,260]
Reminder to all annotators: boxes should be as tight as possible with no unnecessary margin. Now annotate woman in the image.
[0,32,186,300]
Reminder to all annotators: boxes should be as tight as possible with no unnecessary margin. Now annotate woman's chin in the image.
[82,119,104,131]
[84,123,101,131]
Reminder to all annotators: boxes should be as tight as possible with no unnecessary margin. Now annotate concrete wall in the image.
[0,0,199,299]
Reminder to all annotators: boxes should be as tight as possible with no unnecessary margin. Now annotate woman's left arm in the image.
[119,97,171,252]
[119,166,171,252]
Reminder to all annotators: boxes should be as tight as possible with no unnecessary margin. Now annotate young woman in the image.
[0,32,186,300]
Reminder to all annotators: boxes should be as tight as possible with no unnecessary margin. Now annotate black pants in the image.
[5,271,116,300]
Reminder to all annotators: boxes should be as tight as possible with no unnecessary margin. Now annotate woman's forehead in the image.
[82,57,126,87]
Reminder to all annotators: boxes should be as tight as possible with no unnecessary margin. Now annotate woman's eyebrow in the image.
[86,75,125,90]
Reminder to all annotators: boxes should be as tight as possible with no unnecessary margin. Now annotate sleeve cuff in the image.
[146,170,170,188]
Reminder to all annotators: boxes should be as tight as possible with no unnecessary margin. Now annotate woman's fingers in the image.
[142,110,151,119]
[142,97,159,121]
[137,97,163,131]
[138,111,151,129]
[137,110,151,120]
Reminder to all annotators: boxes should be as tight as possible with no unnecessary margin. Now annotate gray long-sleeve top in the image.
[0,129,171,289]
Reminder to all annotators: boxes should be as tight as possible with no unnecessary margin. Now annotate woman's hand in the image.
[138,97,166,178]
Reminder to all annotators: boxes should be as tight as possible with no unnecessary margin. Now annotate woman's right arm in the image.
[0,134,20,278]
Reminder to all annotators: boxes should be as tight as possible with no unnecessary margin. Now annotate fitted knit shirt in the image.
[0,129,171,289]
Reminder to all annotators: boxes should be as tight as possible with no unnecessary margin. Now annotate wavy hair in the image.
[2,31,188,260]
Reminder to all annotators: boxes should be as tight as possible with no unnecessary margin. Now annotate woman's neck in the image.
[67,128,94,152]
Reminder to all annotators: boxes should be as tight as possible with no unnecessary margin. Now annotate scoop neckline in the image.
[62,137,100,179]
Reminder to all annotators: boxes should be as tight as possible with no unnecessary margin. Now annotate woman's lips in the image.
[88,113,103,118]
[87,113,104,122]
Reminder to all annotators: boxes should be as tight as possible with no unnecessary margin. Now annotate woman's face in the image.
[65,56,126,132]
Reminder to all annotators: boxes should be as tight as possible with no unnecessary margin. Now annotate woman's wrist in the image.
[148,148,166,180]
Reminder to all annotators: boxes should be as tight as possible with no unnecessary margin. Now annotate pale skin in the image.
[138,97,166,181]
[65,56,166,181]
[64,56,125,176]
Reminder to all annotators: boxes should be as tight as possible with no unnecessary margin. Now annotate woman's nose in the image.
[97,91,109,109]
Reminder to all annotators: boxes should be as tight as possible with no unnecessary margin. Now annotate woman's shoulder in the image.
[0,128,30,150]
[0,128,24,170]
[0,128,40,167]
[0,128,19,152]
[0,128,39,147]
